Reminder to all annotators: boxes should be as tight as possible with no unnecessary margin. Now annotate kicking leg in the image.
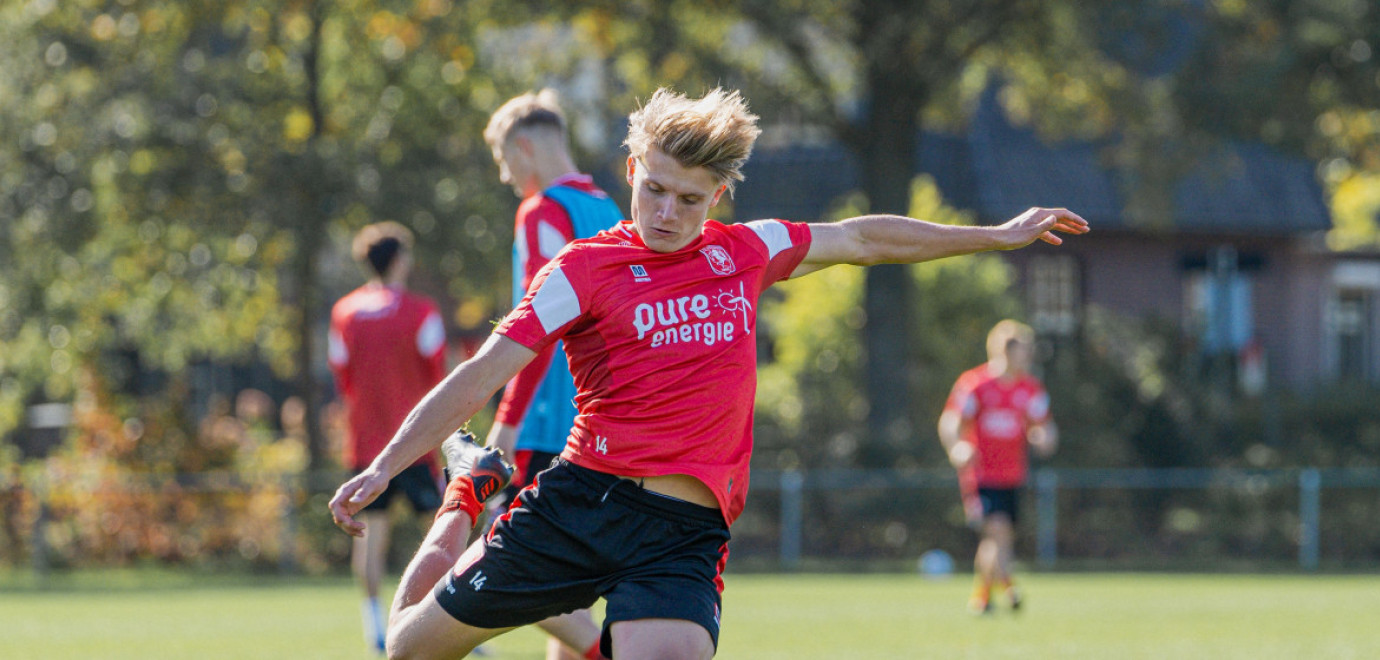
[391,507,470,619]
[387,529,512,659]
[387,431,518,657]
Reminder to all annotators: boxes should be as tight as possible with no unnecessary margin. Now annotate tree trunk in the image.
[294,218,328,475]
[299,2,329,477]
[854,73,924,468]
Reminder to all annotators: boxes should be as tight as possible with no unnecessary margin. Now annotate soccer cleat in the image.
[438,430,514,525]
[441,430,514,502]
[1008,586,1023,612]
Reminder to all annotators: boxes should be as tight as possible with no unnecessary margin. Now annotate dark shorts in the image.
[360,463,441,513]
[491,449,561,511]
[434,459,730,656]
[976,487,1020,524]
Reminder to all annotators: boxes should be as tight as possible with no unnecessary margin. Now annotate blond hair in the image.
[623,87,761,196]
[986,319,1035,360]
[483,89,567,149]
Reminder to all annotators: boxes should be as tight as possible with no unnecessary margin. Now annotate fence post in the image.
[31,491,50,578]
[780,469,804,570]
[278,475,299,575]
[1035,469,1058,569]
[1298,468,1320,571]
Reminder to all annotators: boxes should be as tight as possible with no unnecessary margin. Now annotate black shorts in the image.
[360,464,441,513]
[977,487,1020,523]
[434,459,730,656]
[491,449,561,511]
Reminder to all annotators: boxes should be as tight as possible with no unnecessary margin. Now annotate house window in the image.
[1027,255,1079,336]
[1331,289,1370,382]
[1184,267,1253,354]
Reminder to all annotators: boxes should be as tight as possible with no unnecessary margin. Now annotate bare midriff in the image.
[617,472,719,510]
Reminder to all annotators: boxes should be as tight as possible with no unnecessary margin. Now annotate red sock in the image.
[436,477,483,527]
[583,640,606,660]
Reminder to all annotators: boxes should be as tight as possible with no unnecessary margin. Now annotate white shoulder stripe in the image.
[537,220,566,259]
[327,328,348,367]
[415,311,446,357]
[745,220,792,259]
[531,266,580,333]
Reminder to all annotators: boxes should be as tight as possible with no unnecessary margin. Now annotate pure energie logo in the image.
[632,282,753,348]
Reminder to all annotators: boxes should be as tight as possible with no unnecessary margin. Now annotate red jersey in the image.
[329,284,447,471]
[944,364,1050,488]
[496,219,813,524]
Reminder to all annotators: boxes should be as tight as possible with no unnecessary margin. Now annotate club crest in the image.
[700,245,736,276]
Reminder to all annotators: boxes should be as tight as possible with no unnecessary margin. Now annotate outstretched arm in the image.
[329,333,537,536]
[792,207,1088,277]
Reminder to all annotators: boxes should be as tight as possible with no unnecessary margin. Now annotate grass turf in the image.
[2,570,1377,658]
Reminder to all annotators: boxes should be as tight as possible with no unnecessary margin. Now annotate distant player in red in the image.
[938,319,1058,615]
[328,221,447,653]
[480,89,621,660]
[330,87,1088,659]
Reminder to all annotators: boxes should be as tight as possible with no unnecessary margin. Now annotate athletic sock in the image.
[971,574,991,601]
[437,477,484,527]
[361,597,385,652]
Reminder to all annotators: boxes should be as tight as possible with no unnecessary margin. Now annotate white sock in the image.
[361,597,384,647]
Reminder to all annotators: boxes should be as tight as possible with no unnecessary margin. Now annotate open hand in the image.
[999,207,1089,248]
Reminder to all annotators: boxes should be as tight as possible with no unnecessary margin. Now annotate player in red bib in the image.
[939,320,1058,615]
[480,89,618,660]
[329,87,1088,659]
[327,222,447,653]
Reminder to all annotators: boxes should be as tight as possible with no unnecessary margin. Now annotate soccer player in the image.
[937,319,1058,615]
[330,87,1088,659]
[328,222,448,653]
[480,89,621,660]
[482,89,623,505]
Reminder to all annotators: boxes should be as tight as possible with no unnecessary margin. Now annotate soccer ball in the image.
[917,549,954,579]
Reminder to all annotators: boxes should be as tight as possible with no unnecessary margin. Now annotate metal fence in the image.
[747,467,1380,571]
[7,467,1380,573]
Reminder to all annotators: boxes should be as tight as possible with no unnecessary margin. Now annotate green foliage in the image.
[754,176,1019,470]
[0,2,298,440]
[0,1,597,458]
[0,0,551,557]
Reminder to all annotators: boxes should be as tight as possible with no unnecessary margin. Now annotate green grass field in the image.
[2,569,1378,659]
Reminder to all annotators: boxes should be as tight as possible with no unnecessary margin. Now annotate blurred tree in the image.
[7,0,1373,473]
[534,0,1132,466]
[0,1,545,473]
[552,0,1379,464]
[1171,0,1380,247]
[756,176,1021,471]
